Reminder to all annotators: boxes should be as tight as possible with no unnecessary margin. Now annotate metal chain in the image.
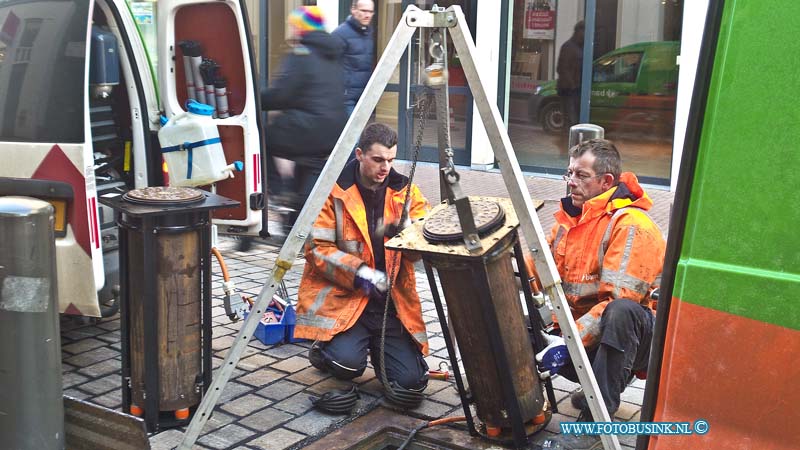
[378,92,429,395]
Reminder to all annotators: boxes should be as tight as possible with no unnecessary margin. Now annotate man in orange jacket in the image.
[295,123,430,406]
[532,138,666,423]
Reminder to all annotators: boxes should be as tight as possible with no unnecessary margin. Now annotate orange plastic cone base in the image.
[174,408,190,420]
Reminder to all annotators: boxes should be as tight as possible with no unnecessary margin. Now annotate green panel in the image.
[675,259,800,330]
[675,1,800,326]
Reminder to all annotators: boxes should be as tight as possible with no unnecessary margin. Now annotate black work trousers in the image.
[559,299,655,416]
[312,306,429,390]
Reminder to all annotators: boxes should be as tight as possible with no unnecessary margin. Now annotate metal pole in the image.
[513,236,558,413]
[423,261,477,436]
[142,218,160,431]
[446,6,620,449]
[119,211,133,414]
[258,0,270,237]
[201,218,212,395]
[0,197,64,449]
[580,0,597,123]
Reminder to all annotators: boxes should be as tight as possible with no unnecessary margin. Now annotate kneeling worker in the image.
[532,139,665,446]
[294,123,431,408]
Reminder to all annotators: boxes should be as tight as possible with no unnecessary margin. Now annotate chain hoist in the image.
[428,27,482,253]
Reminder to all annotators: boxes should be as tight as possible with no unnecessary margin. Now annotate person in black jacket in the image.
[261,6,347,231]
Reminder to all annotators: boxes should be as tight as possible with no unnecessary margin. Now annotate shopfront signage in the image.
[524,0,556,40]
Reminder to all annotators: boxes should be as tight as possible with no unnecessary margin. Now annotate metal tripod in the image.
[179,6,620,450]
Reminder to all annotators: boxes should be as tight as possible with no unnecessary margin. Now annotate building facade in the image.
[131,0,690,187]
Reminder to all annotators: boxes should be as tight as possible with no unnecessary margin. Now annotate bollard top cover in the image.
[0,196,53,217]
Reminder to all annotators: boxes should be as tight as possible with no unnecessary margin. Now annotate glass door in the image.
[376,0,474,165]
[373,1,404,132]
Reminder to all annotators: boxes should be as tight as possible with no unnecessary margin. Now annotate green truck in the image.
[528,41,680,136]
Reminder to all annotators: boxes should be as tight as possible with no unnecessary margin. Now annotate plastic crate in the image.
[244,282,305,346]
[282,305,306,343]
[243,302,282,345]
[246,303,305,345]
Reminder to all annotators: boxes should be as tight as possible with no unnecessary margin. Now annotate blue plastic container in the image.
[283,305,306,343]
[247,303,305,345]
[247,306,285,346]
[90,27,120,86]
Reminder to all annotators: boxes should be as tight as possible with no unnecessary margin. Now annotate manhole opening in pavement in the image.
[354,427,466,450]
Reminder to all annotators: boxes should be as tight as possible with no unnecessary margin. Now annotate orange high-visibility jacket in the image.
[294,164,430,354]
[530,172,666,348]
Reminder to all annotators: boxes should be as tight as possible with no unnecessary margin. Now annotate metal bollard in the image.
[568,123,604,149]
[0,196,64,449]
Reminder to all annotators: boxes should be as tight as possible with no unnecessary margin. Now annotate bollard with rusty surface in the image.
[0,196,64,449]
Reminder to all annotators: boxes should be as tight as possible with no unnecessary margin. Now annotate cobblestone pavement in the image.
[60,164,672,449]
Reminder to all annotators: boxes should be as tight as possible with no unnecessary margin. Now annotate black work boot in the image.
[308,340,327,372]
[571,387,588,411]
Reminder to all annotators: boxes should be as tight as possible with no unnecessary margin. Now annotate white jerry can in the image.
[159,100,231,187]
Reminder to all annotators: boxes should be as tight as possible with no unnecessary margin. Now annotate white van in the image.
[0,0,266,317]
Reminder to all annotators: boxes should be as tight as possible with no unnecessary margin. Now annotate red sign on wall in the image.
[524,0,556,40]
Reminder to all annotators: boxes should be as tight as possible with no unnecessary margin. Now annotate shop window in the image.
[507,0,683,185]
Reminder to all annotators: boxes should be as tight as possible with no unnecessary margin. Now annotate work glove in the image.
[535,333,569,375]
[354,265,388,298]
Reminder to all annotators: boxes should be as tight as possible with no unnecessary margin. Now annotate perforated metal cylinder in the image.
[0,196,64,449]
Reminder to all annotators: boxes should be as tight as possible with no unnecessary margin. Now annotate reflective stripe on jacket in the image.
[295,161,431,354]
[527,172,665,348]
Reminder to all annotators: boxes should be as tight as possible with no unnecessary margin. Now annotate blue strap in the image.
[161,137,221,179]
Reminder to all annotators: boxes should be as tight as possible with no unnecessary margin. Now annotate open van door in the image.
[0,0,160,317]
[157,0,265,236]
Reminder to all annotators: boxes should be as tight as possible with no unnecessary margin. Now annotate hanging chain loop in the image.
[378,90,430,400]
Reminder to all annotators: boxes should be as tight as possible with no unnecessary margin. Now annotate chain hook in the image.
[428,29,445,64]
[425,29,448,87]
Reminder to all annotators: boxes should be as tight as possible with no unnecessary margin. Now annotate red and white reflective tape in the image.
[252,153,260,192]
[88,196,100,249]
